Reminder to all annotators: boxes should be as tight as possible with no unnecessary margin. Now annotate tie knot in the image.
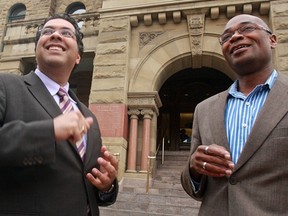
[57,87,69,104]
[57,87,73,113]
[57,87,67,97]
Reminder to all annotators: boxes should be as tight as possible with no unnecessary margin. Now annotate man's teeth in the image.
[235,45,248,51]
[49,46,62,51]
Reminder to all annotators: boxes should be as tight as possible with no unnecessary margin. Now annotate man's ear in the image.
[270,34,277,49]
[75,53,81,65]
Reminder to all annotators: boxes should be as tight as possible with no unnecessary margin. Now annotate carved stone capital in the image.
[128,92,162,116]
[141,109,154,119]
[128,109,141,117]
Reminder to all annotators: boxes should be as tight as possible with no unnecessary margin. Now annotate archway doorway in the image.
[157,67,233,151]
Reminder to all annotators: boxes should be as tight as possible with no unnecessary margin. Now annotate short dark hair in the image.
[35,13,84,57]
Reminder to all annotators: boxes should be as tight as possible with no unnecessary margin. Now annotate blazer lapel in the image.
[235,74,288,170]
[209,91,230,151]
[24,72,62,118]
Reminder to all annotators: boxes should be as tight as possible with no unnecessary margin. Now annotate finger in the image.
[101,147,119,171]
[97,157,117,178]
[82,117,93,132]
[202,144,232,161]
[87,167,113,190]
[86,170,104,188]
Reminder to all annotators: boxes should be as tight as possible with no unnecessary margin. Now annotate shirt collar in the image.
[228,70,278,97]
[35,68,76,104]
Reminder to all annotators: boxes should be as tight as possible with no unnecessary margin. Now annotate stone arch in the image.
[129,33,236,93]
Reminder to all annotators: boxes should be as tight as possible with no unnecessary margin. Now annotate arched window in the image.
[8,3,26,22]
[66,2,86,28]
[66,2,86,15]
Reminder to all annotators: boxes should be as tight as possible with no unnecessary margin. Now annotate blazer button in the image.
[229,175,238,185]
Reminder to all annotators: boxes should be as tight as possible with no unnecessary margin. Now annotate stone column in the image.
[126,109,140,172]
[140,109,154,172]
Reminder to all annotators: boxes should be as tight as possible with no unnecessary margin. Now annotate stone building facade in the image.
[0,0,287,180]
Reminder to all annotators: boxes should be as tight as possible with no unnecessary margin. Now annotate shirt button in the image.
[243,123,247,128]
[245,102,250,106]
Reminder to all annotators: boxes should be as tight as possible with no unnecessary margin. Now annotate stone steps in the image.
[100,150,200,216]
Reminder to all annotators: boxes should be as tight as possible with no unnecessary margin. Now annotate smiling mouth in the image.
[47,46,64,51]
[232,45,250,53]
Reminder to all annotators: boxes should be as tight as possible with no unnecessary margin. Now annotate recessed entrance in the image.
[157,67,233,151]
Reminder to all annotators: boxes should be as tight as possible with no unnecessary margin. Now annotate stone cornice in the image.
[100,0,270,27]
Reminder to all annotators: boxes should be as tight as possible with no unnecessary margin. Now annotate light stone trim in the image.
[126,2,270,27]
[128,92,162,116]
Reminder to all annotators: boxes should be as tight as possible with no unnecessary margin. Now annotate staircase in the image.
[99,151,201,216]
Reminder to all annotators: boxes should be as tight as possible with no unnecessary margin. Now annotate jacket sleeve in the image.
[97,179,119,206]
[0,75,56,167]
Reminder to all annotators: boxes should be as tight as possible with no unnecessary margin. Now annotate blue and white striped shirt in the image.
[225,70,278,164]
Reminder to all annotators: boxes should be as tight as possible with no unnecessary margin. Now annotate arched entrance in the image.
[158,67,233,151]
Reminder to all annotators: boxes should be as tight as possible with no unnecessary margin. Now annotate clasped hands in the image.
[189,144,235,180]
[53,110,118,192]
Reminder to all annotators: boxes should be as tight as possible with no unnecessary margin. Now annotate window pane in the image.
[9,4,26,21]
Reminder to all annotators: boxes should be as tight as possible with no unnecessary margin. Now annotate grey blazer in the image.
[0,72,118,216]
[181,73,288,216]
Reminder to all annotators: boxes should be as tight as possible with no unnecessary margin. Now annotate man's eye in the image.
[61,30,73,37]
[241,26,255,33]
[42,29,54,35]
[222,34,232,42]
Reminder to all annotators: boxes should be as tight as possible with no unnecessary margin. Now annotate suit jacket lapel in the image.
[209,91,230,151]
[24,72,62,118]
[235,74,288,170]
[24,72,90,164]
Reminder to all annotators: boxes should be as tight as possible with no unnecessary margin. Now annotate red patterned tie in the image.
[57,87,86,160]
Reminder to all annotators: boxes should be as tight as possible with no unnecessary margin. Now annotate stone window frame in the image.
[66,2,86,15]
[8,3,26,22]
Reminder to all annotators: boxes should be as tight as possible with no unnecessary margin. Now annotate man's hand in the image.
[53,110,93,143]
[189,144,235,180]
[86,146,118,192]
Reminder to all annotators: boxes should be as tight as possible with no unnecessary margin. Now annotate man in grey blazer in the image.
[181,14,288,215]
[0,14,118,216]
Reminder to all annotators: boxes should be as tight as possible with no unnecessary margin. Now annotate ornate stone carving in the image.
[188,16,203,36]
[141,109,154,119]
[187,15,204,56]
[187,14,205,68]
[128,92,162,116]
[25,24,39,35]
[139,31,163,48]
[128,109,140,116]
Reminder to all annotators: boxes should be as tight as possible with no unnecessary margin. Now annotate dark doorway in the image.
[157,67,233,151]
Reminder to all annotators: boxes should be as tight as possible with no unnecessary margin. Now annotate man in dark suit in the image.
[181,14,288,215]
[0,14,118,216]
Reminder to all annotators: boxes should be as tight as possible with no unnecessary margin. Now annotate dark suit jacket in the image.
[0,72,118,216]
[181,73,288,216]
